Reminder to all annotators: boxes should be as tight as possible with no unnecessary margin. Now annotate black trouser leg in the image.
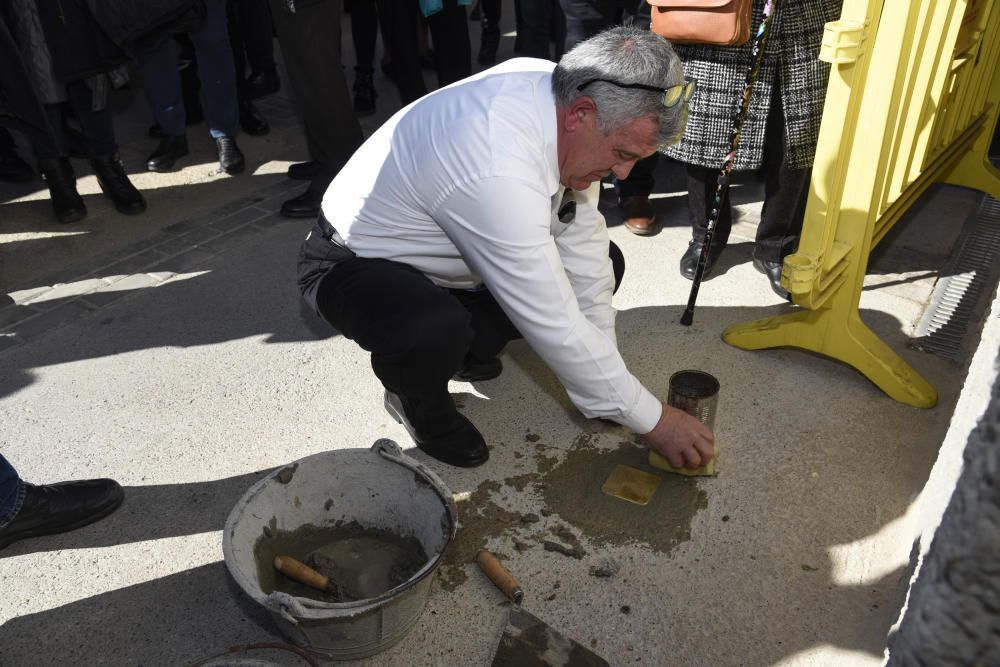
[351,0,378,72]
[376,0,427,105]
[64,81,116,158]
[686,164,733,249]
[242,0,276,73]
[313,244,625,423]
[615,153,657,199]
[227,0,249,97]
[40,105,69,160]
[755,84,810,264]
[315,257,472,427]
[268,0,363,169]
[427,0,471,87]
[559,0,620,50]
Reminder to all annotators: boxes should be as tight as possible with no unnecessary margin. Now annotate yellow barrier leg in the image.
[944,153,1000,201]
[723,307,938,408]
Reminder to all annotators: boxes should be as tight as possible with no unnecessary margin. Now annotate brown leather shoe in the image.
[619,195,657,235]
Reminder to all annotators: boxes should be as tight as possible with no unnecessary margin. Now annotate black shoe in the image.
[680,238,725,281]
[753,257,791,300]
[38,157,87,223]
[384,391,489,467]
[353,68,377,116]
[239,100,270,136]
[146,135,189,172]
[215,135,245,175]
[287,160,322,181]
[280,184,322,218]
[0,148,35,183]
[90,152,146,215]
[0,479,124,550]
[453,357,502,382]
[247,66,280,100]
[478,28,500,65]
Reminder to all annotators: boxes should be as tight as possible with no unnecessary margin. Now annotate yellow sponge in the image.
[648,449,717,477]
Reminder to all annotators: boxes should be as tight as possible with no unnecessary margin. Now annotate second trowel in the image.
[476,549,609,666]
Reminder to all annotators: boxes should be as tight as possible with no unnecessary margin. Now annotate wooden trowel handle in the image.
[274,555,336,594]
[476,549,524,606]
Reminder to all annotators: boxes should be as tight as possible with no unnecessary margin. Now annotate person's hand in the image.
[642,402,715,469]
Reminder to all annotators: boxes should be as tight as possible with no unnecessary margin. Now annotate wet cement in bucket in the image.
[254,521,428,603]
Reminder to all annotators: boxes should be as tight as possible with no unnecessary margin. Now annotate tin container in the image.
[667,369,720,430]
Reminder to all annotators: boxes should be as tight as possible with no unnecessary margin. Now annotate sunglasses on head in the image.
[576,77,697,108]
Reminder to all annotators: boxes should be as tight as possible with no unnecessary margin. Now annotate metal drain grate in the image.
[911,195,1000,360]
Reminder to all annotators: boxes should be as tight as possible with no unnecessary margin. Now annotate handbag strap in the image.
[681,0,780,326]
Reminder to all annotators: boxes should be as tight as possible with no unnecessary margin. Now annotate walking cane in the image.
[680,0,780,326]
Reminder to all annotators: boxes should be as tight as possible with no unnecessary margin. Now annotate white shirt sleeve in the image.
[431,176,662,434]
[552,182,617,347]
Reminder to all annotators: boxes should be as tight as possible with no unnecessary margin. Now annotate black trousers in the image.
[685,82,811,263]
[350,0,378,73]
[228,0,276,87]
[376,0,471,106]
[559,0,655,201]
[307,235,624,424]
[37,81,116,160]
[268,0,363,178]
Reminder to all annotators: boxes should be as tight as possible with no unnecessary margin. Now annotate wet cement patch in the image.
[540,434,708,554]
[438,431,707,591]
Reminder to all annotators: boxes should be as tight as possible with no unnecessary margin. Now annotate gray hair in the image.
[552,25,687,148]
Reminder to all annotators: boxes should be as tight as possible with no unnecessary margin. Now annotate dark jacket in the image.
[87,0,206,57]
[35,0,127,83]
[664,0,843,171]
[0,13,58,157]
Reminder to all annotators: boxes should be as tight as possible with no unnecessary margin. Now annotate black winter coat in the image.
[87,0,206,57]
[0,13,58,156]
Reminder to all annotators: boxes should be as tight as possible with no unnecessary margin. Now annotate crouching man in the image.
[297,26,713,470]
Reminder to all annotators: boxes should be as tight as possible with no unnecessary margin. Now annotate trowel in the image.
[476,550,610,666]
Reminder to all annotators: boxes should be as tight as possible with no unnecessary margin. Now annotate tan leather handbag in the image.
[648,0,754,46]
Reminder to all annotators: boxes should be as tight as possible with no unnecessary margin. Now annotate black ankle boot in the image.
[38,158,86,223]
[90,152,146,215]
[353,68,377,116]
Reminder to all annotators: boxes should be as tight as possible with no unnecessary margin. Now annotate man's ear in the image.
[564,96,597,132]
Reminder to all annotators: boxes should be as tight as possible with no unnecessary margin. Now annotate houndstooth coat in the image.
[664,0,843,171]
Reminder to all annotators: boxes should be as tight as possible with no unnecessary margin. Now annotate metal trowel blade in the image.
[492,606,609,666]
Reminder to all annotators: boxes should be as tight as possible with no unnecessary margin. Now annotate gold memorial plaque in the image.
[601,464,662,506]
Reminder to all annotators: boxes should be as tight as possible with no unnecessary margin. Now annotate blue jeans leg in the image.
[138,38,188,138]
[193,0,240,138]
[0,454,25,528]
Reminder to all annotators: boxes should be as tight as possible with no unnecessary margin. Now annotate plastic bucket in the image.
[223,439,457,661]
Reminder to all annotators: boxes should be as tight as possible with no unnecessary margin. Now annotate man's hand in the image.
[642,402,715,469]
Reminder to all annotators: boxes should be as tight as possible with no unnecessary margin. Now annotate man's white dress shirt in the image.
[321,58,662,434]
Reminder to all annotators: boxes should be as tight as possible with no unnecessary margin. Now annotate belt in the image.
[317,213,351,250]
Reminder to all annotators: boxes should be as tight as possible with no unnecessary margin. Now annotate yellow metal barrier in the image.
[723,0,1000,408]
